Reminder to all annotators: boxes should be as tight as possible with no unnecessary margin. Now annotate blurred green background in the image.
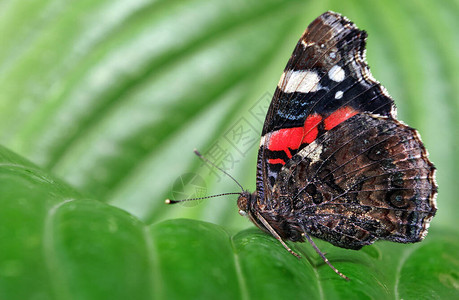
[1,0,456,231]
[0,0,458,298]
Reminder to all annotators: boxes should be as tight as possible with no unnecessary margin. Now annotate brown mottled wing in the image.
[272,113,437,249]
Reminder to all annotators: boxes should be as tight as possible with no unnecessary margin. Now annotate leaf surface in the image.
[0,0,458,298]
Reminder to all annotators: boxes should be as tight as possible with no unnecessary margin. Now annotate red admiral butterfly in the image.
[168,11,437,280]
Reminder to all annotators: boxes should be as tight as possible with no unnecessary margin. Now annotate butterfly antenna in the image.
[193,149,245,192]
[165,192,242,204]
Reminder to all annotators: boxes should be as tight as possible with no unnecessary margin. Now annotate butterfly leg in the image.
[255,211,301,259]
[301,231,350,281]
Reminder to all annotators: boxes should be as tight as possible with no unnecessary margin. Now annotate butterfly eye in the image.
[239,210,247,217]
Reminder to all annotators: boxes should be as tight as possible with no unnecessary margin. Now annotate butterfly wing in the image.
[255,11,436,248]
[272,113,437,249]
[257,11,395,204]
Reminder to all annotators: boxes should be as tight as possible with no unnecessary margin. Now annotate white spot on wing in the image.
[328,65,345,82]
[335,91,343,99]
[259,134,267,147]
[302,141,323,164]
[278,70,321,93]
[301,39,315,48]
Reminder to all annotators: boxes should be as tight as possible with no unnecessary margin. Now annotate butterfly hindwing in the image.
[271,113,437,249]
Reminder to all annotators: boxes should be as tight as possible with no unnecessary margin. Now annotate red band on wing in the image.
[267,126,302,158]
[268,158,286,165]
[302,114,322,144]
[324,106,358,130]
[267,113,322,161]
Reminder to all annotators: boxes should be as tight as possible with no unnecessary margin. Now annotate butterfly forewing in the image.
[259,11,398,199]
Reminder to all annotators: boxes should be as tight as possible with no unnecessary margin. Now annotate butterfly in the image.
[169,11,437,280]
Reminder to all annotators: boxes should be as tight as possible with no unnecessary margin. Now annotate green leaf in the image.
[1,145,459,299]
[0,0,458,298]
[0,146,152,299]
